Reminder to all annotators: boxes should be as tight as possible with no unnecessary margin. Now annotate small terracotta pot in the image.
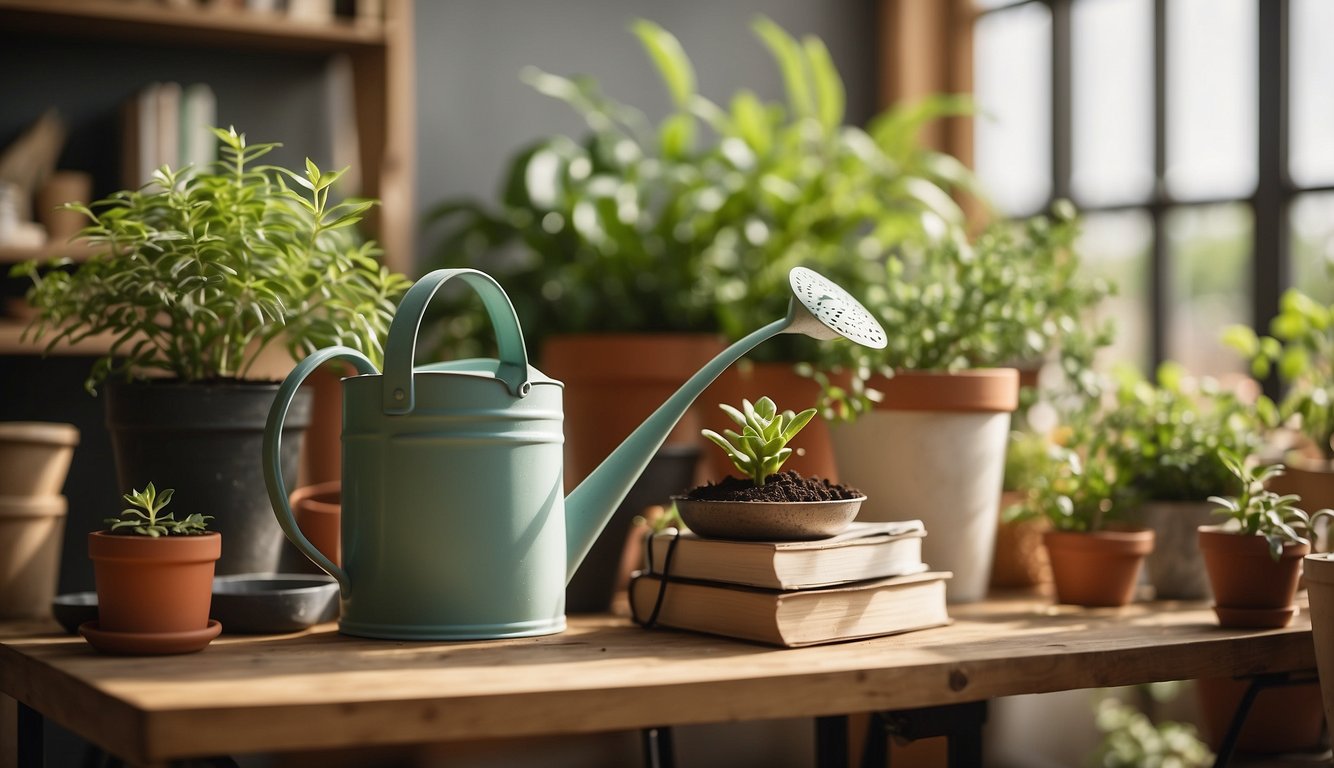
[0,422,79,496]
[1042,529,1154,607]
[89,531,221,634]
[1195,676,1326,754]
[1198,525,1307,628]
[1302,553,1334,738]
[36,170,92,243]
[290,481,341,567]
[990,490,1051,589]
[0,495,67,619]
[1268,457,1334,523]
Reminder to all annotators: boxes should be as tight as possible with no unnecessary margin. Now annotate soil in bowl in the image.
[683,471,861,502]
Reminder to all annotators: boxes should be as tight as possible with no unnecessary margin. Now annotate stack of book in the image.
[628,520,951,647]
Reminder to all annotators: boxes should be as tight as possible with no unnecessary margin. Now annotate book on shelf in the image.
[629,570,951,648]
[644,520,926,590]
[122,81,218,189]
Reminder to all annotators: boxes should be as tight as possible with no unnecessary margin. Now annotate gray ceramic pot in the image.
[1137,500,1216,601]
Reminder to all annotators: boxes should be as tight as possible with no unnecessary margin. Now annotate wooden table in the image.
[0,594,1319,766]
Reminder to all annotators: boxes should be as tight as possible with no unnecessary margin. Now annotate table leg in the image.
[815,715,849,768]
[1211,672,1319,768]
[17,703,41,768]
[641,726,675,768]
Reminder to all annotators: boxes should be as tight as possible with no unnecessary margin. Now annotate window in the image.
[972,0,1334,381]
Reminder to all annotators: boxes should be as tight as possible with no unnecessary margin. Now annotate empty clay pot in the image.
[0,422,79,496]
[289,481,341,568]
[1043,529,1154,607]
[0,495,67,618]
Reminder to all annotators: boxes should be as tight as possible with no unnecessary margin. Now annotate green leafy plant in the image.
[106,482,211,537]
[1224,289,1333,462]
[702,396,816,486]
[1207,449,1329,560]
[424,18,969,360]
[1014,404,1138,533]
[1103,363,1271,502]
[11,127,411,392]
[1091,696,1212,768]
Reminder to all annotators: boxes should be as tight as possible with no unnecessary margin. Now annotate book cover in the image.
[179,83,217,177]
[629,570,951,648]
[646,520,926,590]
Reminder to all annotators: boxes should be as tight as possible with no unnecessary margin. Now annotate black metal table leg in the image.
[1212,672,1320,768]
[816,715,850,768]
[18,702,42,768]
[641,726,675,768]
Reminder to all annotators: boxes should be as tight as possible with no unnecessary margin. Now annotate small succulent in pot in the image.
[677,397,863,541]
[1204,450,1328,560]
[702,397,816,487]
[107,482,211,537]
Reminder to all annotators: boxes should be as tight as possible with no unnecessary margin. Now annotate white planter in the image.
[1137,500,1215,601]
[831,408,1011,602]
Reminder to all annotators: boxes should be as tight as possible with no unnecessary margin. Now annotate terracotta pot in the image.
[0,422,79,496]
[89,531,221,635]
[36,170,92,243]
[990,490,1051,589]
[1195,676,1326,754]
[831,369,1020,603]
[0,495,66,619]
[288,481,341,569]
[541,334,726,489]
[1136,500,1215,601]
[300,363,346,487]
[702,361,839,482]
[1042,529,1154,607]
[1269,457,1334,524]
[1198,525,1307,628]
[1302,553,1334,738]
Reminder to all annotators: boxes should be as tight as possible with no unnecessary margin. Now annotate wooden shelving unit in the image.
[0,0,416,355]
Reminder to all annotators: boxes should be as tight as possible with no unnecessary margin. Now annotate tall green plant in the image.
[424,18,968,360]
[12,127,410,392]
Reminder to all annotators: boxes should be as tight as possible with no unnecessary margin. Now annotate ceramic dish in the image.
[51,591,99,635]
[79,619,221,655]
[673,496,866,541]
[211,573,339,634]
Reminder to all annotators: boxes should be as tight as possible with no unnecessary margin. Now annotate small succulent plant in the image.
[106,482,212,537]
[703,397,817,486]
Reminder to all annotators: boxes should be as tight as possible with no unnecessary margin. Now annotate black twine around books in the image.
[633,527,682,630]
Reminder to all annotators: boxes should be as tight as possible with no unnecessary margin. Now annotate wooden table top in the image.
[0,594,1317,764]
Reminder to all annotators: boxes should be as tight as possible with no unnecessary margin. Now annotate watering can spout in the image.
[563,267,887,581]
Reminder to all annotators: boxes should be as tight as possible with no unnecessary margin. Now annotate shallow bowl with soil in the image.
[674,471,865,541]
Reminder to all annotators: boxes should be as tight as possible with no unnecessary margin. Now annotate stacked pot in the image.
[0,422,79,618]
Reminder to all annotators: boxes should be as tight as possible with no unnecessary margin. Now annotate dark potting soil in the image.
[683,471,862,503]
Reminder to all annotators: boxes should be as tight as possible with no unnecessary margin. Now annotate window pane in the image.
[1072,0,1154,206]
[1166,204,1252,377]
[1290,193,1334,305]
[1290,0,1334,186]
[974,4,1051,216]
[1078,210,1152,373]
[1165,0,1257,201]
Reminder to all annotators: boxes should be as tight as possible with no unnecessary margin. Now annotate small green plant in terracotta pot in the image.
[675,397,863,541]
[1198,450,1331,629]
[1013,406,1154,607]
[85,483,222,655]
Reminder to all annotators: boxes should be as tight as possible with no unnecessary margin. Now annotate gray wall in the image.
[413,0,878,266]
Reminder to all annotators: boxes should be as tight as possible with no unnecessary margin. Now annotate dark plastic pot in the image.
[105,381,311,576]
[565,444,699,613]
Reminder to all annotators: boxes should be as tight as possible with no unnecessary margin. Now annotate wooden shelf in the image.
[0,0,387,53]
[0,320,118,355]
[0,241,94,265]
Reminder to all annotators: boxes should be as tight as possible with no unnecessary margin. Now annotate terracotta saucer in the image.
[1213,605,1298,629]
[79,620,222,655]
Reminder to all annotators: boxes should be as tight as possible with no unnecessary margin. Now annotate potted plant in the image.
[1224,289,1334,510]
[828,204,1113,603]
[674,397,864,541]
[12,127,410,575]
[1105,364,1268,600]
[83,483,221,655]
[1197,450,1327,628]
[990,429,1055,589]
[1011,405,1153,607]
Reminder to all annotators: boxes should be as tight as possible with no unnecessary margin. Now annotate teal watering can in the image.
[263,267,885,640]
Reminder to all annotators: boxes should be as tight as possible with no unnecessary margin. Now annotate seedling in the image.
[106,482,212,537]
[703,397,817,486]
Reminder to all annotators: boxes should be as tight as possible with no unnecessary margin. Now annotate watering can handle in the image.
[263,347,378,597]
[382,268,532,414]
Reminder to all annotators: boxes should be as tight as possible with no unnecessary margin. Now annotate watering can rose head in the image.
[703,397,817,486]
